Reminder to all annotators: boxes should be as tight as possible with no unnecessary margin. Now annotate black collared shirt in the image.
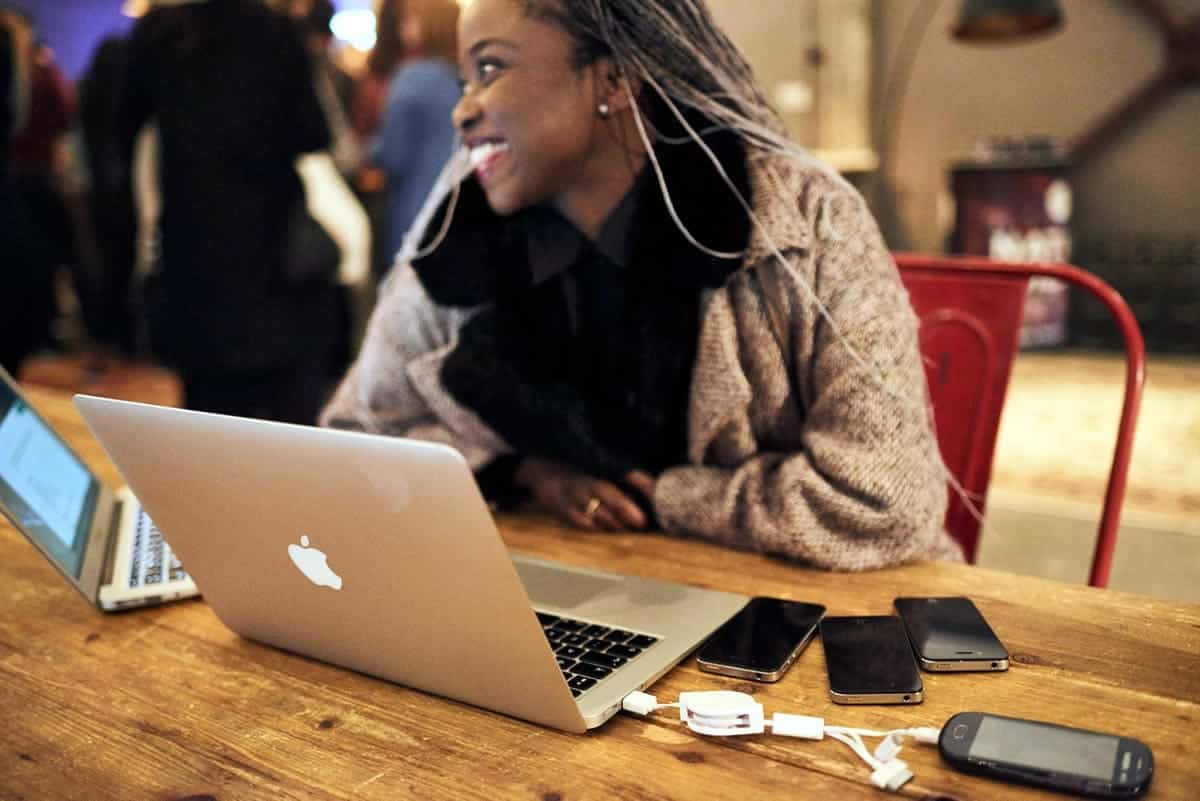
[468,171,689,499]
[440,137,750,502]
[523,172,643,389]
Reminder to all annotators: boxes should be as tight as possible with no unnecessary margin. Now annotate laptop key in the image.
[553,619,587,632]
[580,651,626,670]
[606,643,642,659]
[536,612,560,626]
[628,634,659,648]
[582,624,610,638]
[562,633,589,646]
[604,629,635,643]
[571,662,612,680]
[545,628,566,643]
[570,688,582,697]
[584,637,610,650]
[568,675,598,691]
[555,644,585,659]
[556,657,577,672]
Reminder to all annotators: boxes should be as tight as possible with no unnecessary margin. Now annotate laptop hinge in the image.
[100,500,124,585]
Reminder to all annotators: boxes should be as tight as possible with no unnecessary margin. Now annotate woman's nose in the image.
[452,92,481,134]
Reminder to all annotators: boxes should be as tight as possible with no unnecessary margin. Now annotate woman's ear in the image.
[594,57,642,114]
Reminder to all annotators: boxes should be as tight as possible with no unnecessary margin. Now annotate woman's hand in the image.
[514,457,653,531]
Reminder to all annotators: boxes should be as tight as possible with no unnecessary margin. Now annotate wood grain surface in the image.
[2,388,1197,801]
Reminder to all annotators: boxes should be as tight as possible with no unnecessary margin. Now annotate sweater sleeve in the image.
[319,265,499,466]
[654,187,959,570]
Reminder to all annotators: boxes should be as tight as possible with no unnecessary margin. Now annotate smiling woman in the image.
[320,0,964,571]
[454,1,633,227]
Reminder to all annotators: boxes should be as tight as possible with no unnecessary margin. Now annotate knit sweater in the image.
[320,149,963,570]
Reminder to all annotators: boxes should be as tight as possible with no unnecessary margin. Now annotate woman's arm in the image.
[319,266,493,460]
[654,188,958,570]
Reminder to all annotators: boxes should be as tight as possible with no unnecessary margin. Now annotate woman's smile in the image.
[467,138,512,184]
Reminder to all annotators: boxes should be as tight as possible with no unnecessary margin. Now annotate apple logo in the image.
[287,535,343,590]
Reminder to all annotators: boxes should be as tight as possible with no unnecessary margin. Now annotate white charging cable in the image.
[621,690,940,792]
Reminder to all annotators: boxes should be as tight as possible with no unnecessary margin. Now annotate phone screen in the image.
[894,597,1008,664]
[941,712,1154,797]
[820,616,923,697]
[698,597,825,675]
[969,716,1119,780]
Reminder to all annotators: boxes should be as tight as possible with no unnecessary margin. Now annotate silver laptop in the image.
[74,394,747,732]
[0,368,197,610]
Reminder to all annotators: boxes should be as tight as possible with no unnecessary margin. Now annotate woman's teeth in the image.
[469,141,510,168]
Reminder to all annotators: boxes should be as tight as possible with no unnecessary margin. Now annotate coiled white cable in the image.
[622,690,939,793]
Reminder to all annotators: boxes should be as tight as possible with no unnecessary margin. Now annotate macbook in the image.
[0,368,196,610]
[74,394,747,732]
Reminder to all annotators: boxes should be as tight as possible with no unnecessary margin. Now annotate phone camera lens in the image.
[903,694,911,701]
[991,662,998,668]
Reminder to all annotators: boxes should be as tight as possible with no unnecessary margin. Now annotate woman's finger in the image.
[623,470,656,501]
[593,482,647,530]
[564,502,600,531]
[589,501,625,531]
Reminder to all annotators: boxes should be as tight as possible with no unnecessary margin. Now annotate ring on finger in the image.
[583,497,601,519]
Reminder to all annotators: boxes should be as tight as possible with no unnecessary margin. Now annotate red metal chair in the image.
[893,254,1145,588]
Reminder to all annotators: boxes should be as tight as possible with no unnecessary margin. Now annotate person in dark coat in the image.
[78,35,138,355]
[0,9,53,375]
[117,0,339,424]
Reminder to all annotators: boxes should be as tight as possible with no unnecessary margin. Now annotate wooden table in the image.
[3,387,1198,801]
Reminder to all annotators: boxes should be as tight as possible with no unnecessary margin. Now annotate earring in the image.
[597,102,610,117]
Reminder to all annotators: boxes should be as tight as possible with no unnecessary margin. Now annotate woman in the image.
[371,0,462,265]
[351,0,405,143]
[322,0,962,570]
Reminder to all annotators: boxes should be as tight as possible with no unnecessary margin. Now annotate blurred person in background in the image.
[117,0,339,424]
[0,13,15,161]
[78,34,138,357]
[353,0,407,276]
[1,7,35,372]
[9,20,75,359]
[352,0,405,143]
[1,8,57,374]
[290,0,360,178]
[286,0,374,377]
[372,0,460,270]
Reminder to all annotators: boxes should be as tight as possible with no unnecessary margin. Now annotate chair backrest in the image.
[893,254,1145,588]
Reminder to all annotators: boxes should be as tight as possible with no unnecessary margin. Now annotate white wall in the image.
[872,0,1200,252]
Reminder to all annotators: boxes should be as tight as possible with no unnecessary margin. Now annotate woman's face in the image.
[453,0,609,219]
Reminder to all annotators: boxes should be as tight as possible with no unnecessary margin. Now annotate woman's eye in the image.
[477,59,503,83]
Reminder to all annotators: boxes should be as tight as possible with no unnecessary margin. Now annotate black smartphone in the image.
[939,711,1154,799]
[894,596,1009,672]
[819,615,923,704]
[696,597,825,682]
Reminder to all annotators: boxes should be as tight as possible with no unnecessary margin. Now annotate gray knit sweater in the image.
[321,150,963,570]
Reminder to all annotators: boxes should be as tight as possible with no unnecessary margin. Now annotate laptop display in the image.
[0,379,100,577]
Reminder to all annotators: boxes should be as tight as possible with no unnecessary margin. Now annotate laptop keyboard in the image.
[128,509,188,588]
[536,612,659,698]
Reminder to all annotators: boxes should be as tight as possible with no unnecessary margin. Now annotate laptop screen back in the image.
[0,377,98,577]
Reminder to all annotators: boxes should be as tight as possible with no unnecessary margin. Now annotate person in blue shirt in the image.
[372,0,461,270]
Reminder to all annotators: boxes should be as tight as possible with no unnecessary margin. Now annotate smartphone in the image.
[819,615,923,704]
[939,711,1154,799]
[894,596,1009,672]
[696,597,825,682]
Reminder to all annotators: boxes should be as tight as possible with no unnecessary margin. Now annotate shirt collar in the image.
[526,168,646,285]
